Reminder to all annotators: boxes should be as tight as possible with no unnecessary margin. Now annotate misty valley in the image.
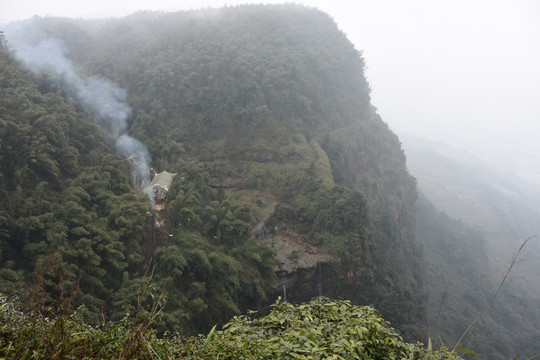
[1,5,539,359]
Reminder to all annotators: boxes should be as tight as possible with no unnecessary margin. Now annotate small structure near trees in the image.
[148,171,176,202]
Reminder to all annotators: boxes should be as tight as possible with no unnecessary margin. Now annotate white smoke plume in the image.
[116,134,153,197]
[10,37,154,205]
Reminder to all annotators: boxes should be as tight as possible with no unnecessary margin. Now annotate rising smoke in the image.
[10,37,154,204]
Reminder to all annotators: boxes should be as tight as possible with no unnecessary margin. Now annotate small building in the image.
[149,171,176,201]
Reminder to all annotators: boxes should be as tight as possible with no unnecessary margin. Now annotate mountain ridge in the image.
[2,4,423,339]
[3,5,540,357]
[403,133,540,357]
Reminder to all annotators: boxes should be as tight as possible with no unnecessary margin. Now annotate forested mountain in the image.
[2,4,422,340]
[403,134,540,295]
[0,43,150,320]
[0,42,276,335]
[406,136,540,358]
[2,4,535,358]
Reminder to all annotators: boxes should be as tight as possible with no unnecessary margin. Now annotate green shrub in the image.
[0,294,462,359]
[183,297,464,359]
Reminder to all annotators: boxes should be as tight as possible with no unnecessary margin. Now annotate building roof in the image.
[150,171,176,191]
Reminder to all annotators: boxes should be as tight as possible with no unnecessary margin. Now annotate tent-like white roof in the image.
[150,171,176,191]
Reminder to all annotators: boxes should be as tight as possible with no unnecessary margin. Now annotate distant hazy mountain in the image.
[402,133,540,357]
[402,133,540,250]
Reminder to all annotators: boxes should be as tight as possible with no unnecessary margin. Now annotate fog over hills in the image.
[402,133,540,296]
[401,134,540,357]
[3,1,540,185]
[1,4,540,358]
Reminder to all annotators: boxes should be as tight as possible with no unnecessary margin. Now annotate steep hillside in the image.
[0,44,148,320]
[0,43,276,335]
[405,136,540,358]
[402,135,540,288]
[417,196,540,359]
[4,5,421,338]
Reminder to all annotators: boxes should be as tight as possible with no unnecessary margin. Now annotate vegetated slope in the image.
[0,43,277,335]
[4,5,421,338]
[0,45,148,321]
[403,134,540,292]
[407,136,540,358]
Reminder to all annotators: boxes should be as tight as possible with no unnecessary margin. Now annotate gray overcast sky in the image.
[2,0,540,180]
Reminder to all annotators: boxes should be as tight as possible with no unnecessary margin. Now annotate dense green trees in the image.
[0,42,277,331]
[0,45,149,321]
[0,37,275,336]
[2,4,535,356]
[2,4,425,339]
[139,161,277,334]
